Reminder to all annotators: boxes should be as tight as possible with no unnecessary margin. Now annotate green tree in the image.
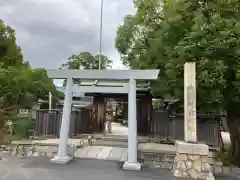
[116,0,171,98]
[0,19,59,144]
[116,0,240,166]
[61,52,112,69]
[0,19,24,68]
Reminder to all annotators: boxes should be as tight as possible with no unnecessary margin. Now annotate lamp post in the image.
[98,0,103,70]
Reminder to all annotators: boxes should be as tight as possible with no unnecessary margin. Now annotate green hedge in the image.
[14,118,35,138]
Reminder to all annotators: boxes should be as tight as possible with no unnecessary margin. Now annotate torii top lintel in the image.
[47,69,160,80]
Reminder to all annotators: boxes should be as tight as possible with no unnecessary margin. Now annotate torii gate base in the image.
[47,69,159,170]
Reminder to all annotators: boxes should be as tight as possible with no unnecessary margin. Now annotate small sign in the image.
[19,109,29,115]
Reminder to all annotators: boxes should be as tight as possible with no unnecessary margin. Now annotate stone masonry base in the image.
[172,141,215,180]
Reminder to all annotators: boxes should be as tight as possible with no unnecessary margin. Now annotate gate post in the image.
[51,78,73,164]
[123,78,142,171]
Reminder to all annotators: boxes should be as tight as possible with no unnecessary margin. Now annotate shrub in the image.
[14,118,35,138]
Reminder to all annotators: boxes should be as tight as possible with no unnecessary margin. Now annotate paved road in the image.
[75,146,128,161]
[0,157,238,180]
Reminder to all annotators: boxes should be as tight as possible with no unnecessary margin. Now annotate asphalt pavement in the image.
[0,157,239,180]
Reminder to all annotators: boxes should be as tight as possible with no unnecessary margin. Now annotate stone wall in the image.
[1,144,76,158]
[138,150,239,176]
[172,141,214,179]
[138,151,174,169]
[172,153,214,179]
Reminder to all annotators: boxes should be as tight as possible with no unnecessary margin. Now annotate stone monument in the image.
[172,62,215,180]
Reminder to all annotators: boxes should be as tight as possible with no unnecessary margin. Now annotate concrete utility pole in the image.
[98,0,103,69]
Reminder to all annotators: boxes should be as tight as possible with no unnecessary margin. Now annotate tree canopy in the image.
[61,52,112,69]
[0,19,59,143]
[116,0,240,166]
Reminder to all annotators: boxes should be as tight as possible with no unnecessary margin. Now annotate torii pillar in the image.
[123,78,142,170]
[46,69,159,167]
[51,78,73,163]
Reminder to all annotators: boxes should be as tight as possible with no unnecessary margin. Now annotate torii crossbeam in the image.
[47,69,160,171]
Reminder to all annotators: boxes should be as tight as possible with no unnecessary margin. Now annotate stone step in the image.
[74,146,128,162]
[92,134,150,143]
[92,134,127,141]
[99,136,128,142]
[91,140,128,148]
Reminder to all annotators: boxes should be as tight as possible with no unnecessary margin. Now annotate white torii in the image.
[47,69,159,171]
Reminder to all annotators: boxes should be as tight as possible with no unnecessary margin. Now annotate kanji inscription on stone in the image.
[186,85,197,142]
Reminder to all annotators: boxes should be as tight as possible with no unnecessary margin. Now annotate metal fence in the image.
[150,110,221,146]
[35,109,95,137]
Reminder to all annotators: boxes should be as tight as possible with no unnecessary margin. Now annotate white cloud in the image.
[0,0,134,69]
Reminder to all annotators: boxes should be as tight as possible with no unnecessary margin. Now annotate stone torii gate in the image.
[47,69,159,171]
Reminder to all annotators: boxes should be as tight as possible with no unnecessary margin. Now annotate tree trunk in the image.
[0,118,5,146]
[227,114,240,167]
[224,69,240,166]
